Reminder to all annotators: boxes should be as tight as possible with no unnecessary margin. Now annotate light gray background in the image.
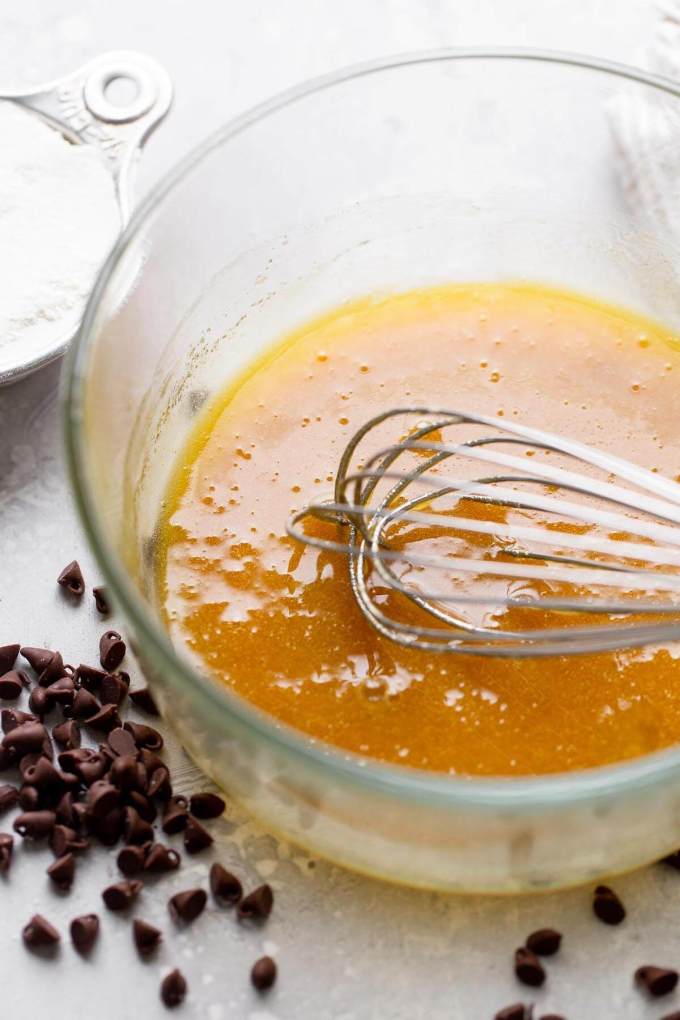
[0,2,676,1018]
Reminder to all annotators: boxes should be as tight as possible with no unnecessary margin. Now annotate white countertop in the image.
[0,2,677,1018]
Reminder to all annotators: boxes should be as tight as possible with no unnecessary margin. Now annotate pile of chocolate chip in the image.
[0,560,277,1009]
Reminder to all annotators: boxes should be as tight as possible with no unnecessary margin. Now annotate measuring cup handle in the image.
[8,51,173,223]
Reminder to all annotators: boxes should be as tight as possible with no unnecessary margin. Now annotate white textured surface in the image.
[0,2,678,1018]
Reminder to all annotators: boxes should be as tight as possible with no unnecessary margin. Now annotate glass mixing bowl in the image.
[64,49,680,892]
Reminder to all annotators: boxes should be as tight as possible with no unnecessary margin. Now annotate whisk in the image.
[286,407,680,657]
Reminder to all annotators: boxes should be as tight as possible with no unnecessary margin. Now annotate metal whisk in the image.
[286,407,680,657]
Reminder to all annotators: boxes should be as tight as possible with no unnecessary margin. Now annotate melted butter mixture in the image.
[158,283,680,776]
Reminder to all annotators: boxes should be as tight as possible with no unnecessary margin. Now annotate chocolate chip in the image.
[28,686,50,717]
[33,651,65,687]
[636,966,679,997]
[251,955,277,991]
[102,879,143,911]
[92,586,110,616]
[109,754,144,791]
[45,676,75,707]
[494,1008,533,1020]
[0,670,26,699]
[23,757,64,793]
[183,816,213,854]
[238,883,273,922]
[210,862,242,905]
[118,843,148,875]
[19,784,40,810]
[85,704,121,733]
[133,918,162,957]
[100,673,127,706]
[21,647,56,675]
[14,810,56,839]
[74,664,108,693]
[129,686,160,716]
[1,708,35,734]
[99,631,126,671]
[0,644,20,674]
[593,885,626,925]
[139,748,164,773]
[124,721,163,751]
[57,560,85,597]
[52,720,80,750]
[70,913,99,955]
[148,765,172,800]
[108,726,137,757]
[514,947,546,987]
[0,832,13,873]
[190,792,225,819]
[69,687,101,720]
[144,842,181,874]
[23,914,60,949]
[123,805,154,845]
[127,790,157,823]
[91,807,124,846]
[0,783,19,813]
[162,796,189,835]
[47,852,75,890]
[168,888,207,924]
[160,968,187,1008]
[86,780,119,819]
[660,1013,680,1020]
[3,721,49,754]
[55,791,77,828]
[50,824,89,856]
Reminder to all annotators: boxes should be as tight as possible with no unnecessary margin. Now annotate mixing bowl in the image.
[65,49,680,892]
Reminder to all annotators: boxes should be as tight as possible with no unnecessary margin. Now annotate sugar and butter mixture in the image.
[158,283,680,776]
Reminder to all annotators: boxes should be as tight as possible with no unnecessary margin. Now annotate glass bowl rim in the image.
[64,46,680,811]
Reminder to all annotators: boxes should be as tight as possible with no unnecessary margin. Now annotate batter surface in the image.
[158,283,680,775]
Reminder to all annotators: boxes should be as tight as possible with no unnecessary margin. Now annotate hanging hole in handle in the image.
[84,61,157,124]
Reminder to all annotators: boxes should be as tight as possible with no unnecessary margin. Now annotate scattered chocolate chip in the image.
[144,842,181,874]
[129,686,160,716]
[0,745,17,770]
[108,726,137,757]
[0,783,19,813]
[22,914,60,949]
[514,947,546,987]
[162,796,189,835]
[99,631,126,671]
[0,670,27,699]
[128,790,157,823]
[102,879,143,911]
[593,885,626,925]
[90,807,124,846]
[1,708,35,733]
[109,754,144,792]
[55,792,78,828]
[28,686,50,717]
[45,676,75,707]
[251,955,277,991]
[19,784,40,810]
[169,888,207,924]
[3,721,49,754]
[14,810,56,839]
[47,852,75,890]
[52,720,80,750]
[118,843,148,876]
[70,913,99,955]
[210,862,242,905]
[21,647,56,674]
[92,586,110,616]
[134,918,162,957]
[35,651,65,687]
[74,664,108,693]
[0,644,20,674]
[636,965,679,997]
[160,968,187,1008]
[57,561,85,597]
[148,765,172,800]
[494,1007,532,1020]
[139,748,165,773]
[24,757,64,792]
[238,883,273,922]
[124,721,163,751]
[69,688,101,720]
[86,780,119,819]
[123,805,154,845]
[100,673,127,706]
[0,832,13,873]
[190,792,225,820]
[85,704,121,733]
[182,816,212,854]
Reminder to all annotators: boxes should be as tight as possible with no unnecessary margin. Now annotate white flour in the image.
[0,100,119,368]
